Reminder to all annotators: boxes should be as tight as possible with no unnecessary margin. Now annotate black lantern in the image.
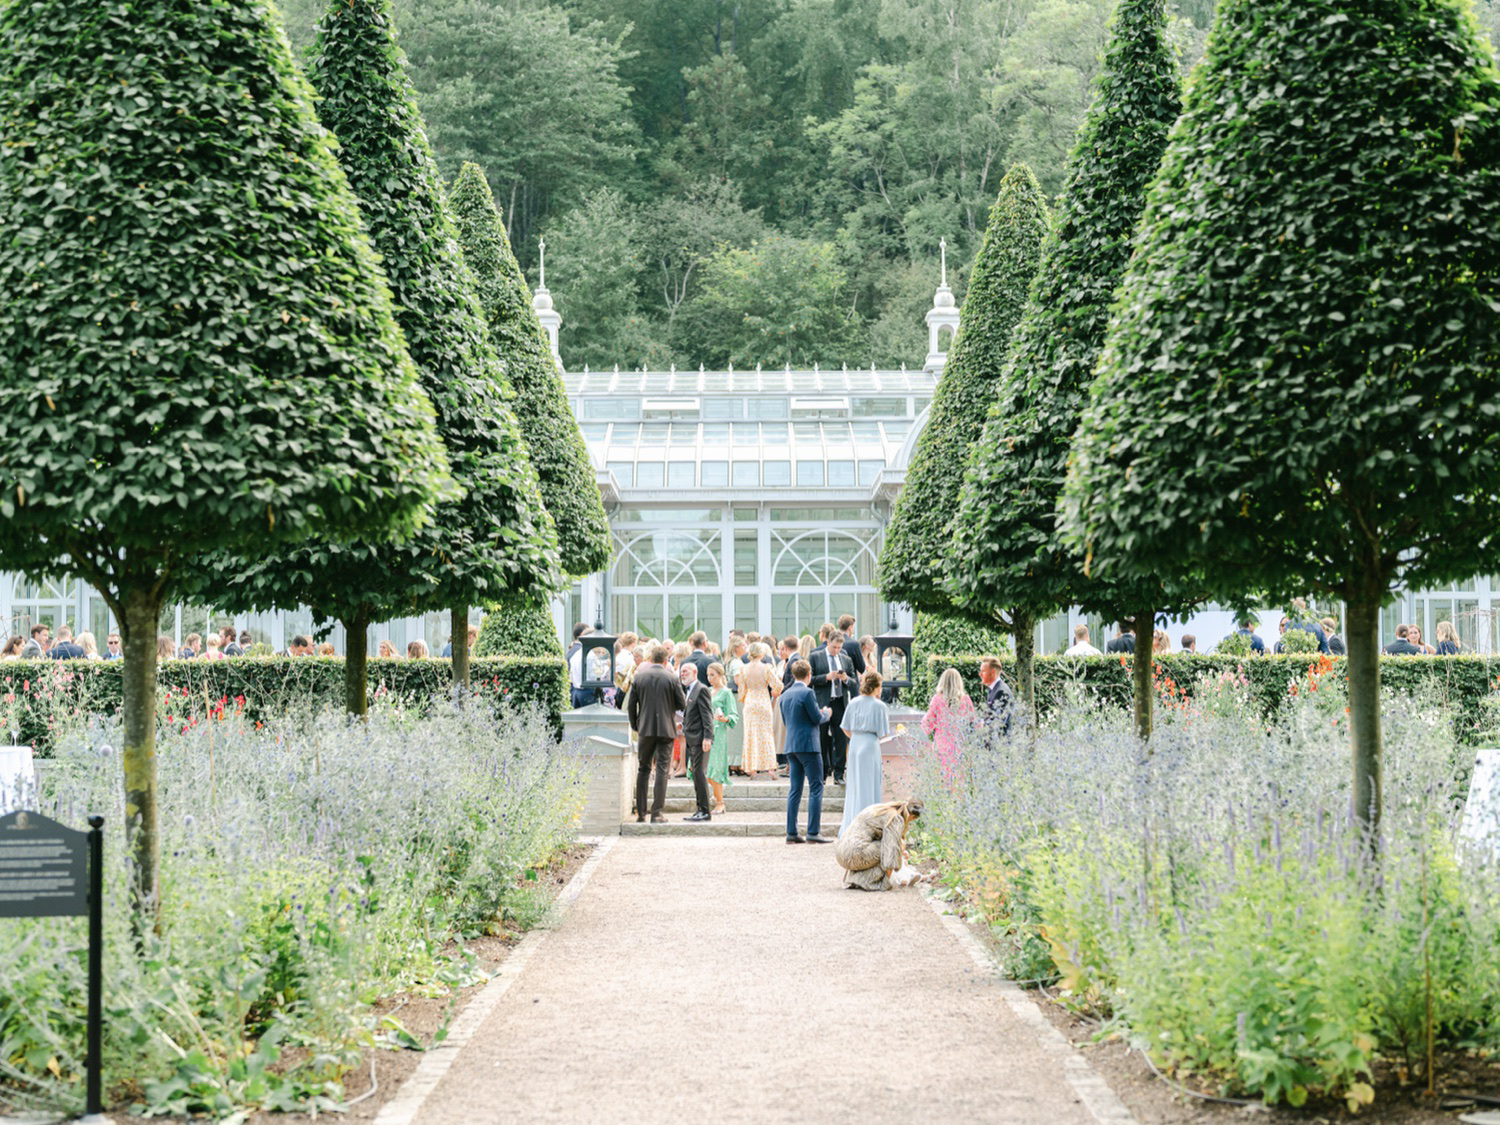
[874,616,913,691]
[579,616,617,702]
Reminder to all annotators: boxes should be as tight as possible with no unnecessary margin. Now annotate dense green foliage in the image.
[475,603,565,660]
[0,0,449,567]
[948,0,1181,628]
[1061,0,1500,820]
[1063,0,1500,608]
[191,0,564,705]
[270,0,1221,367]
[449,162,610,578]
[878,166,1050,620]
[2,657,569,749]
[0,0,457,921]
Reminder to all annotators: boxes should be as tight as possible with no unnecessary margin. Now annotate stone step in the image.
[621,810,841,839]
[660,796,844,813]
[664,779,845,799]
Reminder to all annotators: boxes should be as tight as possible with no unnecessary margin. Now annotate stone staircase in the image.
[623,777,844,837]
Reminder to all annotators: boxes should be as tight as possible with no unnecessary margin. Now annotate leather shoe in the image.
[636,815,646,823]
[807,835,831,844]
[650,815,667,823]
[786,835,806,844]
[684,811,711,822]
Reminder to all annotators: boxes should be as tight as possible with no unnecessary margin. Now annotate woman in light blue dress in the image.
[839,671,890,835]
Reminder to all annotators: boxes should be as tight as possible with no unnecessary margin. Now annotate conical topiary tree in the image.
[449,161,611,587]
[475,603,564,659]
[1062,0,1500,833]
[877,165,1050,705]
[0,0,452,921]
[186,0,563,713]
[948,0,1183,737]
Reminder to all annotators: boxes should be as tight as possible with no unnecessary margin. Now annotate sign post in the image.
[0,810,110,1122]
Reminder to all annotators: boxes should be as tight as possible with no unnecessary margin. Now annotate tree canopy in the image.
[878,164,1051,623]
[947,0,1182,733]
[270,0,1216,369]
[449,162,611,579]
[0,0,453,918]
[1062,0,1500,819]
[192,0,563,712]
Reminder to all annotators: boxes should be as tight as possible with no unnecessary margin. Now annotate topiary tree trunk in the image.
[119,579,163,930]
[451,606,471,693]
[1132,608,1155,743]
[1012,609,1035,721]
[1345,595,1383,838]
[343,608,372,718]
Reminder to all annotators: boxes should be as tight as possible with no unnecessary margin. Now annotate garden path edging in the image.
[370,835,616,1125]
[923,889,1140,1125]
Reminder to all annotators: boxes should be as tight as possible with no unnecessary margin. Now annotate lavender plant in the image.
[920,687,1500,1109]
[0,704,584,1116]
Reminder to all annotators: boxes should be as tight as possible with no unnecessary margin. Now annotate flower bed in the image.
[918,684,1500,1109]
[0,703,584,1117]
[913,651,1500,742]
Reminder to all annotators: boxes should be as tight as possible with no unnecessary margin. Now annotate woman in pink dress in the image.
[737,642,781,779]
[922,668,976,783]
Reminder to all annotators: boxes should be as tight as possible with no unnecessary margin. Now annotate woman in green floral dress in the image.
[706,662,738,814]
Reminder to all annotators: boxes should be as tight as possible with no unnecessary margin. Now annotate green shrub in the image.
[475,603,564,659]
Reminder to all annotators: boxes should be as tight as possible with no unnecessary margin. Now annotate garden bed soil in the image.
[928,860,1500,1124]
[238,842,595,1125]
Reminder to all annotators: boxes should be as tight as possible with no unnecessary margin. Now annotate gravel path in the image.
[404,836,1125,1125]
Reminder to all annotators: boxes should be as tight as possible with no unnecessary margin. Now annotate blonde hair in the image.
[936,667,967,709]
[1153,628,1171,653]
[78,631,100,659]
[1435,620,1460,647]
[749,641,770,661]
[707,661,726,686]
[798,635,814,661]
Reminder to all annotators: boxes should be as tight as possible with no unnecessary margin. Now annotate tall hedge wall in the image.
[912,653,1500,744]
[1,656,567,753]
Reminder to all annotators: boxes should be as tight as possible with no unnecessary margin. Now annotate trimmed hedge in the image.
[0,656,568,753]
[915,652,1500,743]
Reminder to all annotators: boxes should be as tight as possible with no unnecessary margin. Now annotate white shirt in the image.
[1063,642,1102,656]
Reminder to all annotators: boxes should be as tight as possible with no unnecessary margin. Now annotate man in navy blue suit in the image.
[779,660,831,844]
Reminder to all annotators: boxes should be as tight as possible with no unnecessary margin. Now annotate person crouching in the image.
[835,800,922,891]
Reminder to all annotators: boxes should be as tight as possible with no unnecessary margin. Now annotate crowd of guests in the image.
[598,615,1015,848]
[0,623,484,663]
[1057,611,1467,658]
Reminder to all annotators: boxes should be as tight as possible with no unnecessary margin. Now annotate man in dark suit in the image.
[978,655,1015,735]
[1322,617,1346,656]
[627,645,687,823]
[779,636,800,689]
[1104,625,1135,654]
[685,630,714,685]
[1233,619,1266,654]
[779,660,831,844]
[838,614,866,676]
[47,626,85,660]
[1383,624,1422,655]
[809,632,855,785]
[679,664,715,821]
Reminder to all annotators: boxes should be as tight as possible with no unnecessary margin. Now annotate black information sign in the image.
[0,809,88,918]
[0,809,107,1118]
